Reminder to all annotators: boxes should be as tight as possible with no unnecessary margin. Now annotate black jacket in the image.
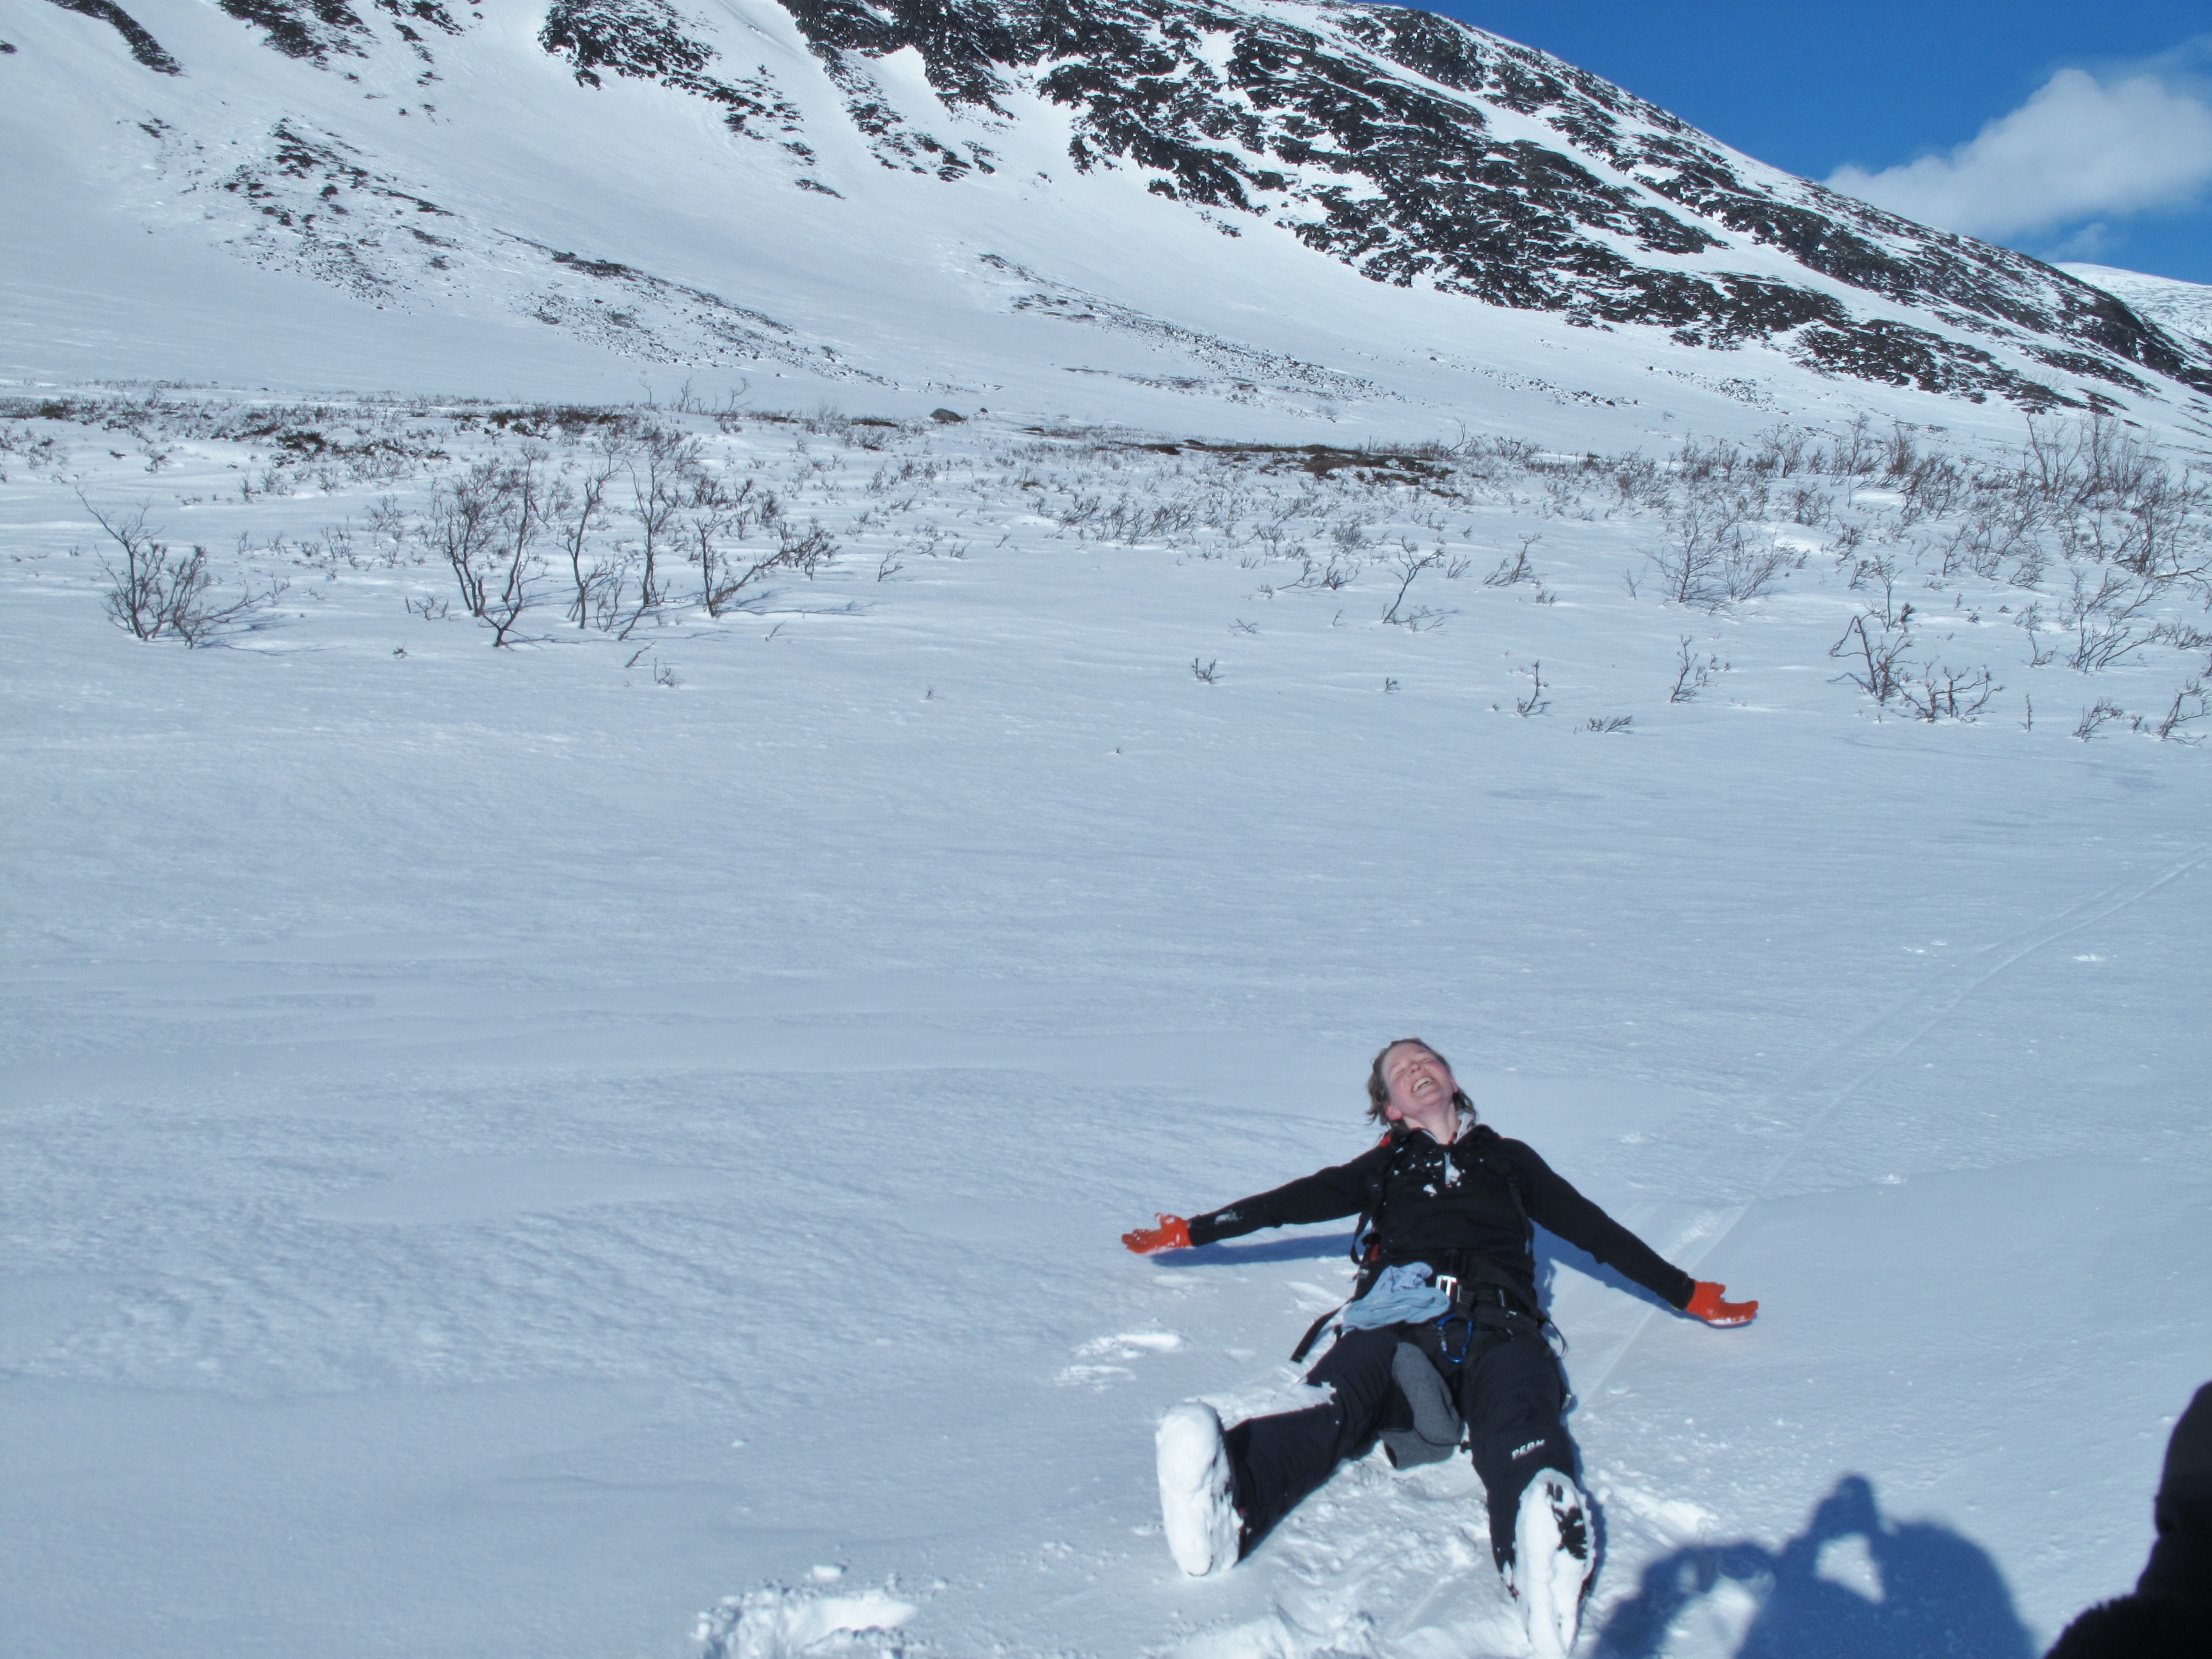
[2044,1381,2212,1658]
[1186,1120,1695,1315]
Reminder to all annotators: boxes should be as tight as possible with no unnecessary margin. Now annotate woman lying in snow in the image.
[1123,1038,1758,1659]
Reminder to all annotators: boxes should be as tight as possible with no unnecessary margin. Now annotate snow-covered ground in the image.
[2061,264,2212,351]
[4,387,2207,1659]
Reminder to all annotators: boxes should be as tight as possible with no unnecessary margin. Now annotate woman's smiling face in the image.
[1381,1042,1459,1135]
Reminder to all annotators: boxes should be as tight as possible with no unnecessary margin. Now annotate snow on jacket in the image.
[1185,1120,1695,1315]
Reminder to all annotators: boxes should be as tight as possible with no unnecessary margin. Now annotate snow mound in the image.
[695,1585,915,1659]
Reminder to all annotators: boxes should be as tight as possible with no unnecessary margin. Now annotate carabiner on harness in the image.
[1436,1308,1477,1366]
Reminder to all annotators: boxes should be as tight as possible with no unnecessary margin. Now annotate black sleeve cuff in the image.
[1188,1201,1273,1246]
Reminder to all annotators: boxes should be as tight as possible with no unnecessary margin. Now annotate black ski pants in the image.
[1223,1317,1577,1569]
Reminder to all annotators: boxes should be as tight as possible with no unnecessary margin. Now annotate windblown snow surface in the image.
[4,5,2212,1659]
[6,381,2209,1659]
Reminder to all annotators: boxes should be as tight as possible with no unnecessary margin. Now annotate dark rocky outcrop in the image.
[42,0,182,73]
[68,0,2212,409]
[539,0,806,141]
[753,0,2212,407]
[216,0,373,62]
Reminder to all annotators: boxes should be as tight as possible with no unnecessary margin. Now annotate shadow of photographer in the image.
[1595,1473,2035,1659]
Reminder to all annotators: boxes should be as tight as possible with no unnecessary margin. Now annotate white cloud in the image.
[1827,63,2212,241]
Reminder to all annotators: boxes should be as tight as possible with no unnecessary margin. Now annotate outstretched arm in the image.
[1123,1141,1392,1253]
[1509,1139,1759,1325]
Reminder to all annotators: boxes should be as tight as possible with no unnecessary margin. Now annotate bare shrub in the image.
[1847,554,1909,628]
[1291,554,1357,591]
[1830,613,1912,708]
[0,420,68,481]
[698,534,806,616]
[2149,679,2208,742]
[424,456,545,646]
[625,426,703,620]
[685,476,789,617]
[1090,495,1200,544]
[2058,567,2159,671]
[2072,699,2129,741]
[1048,491,1102,529]
[2151,620,2212,654]
[557,435,626,629]
[86,497,285,644]
[1611,455,1666,509]
[1896,663,1998,723]
[1831,413,1878,478]
[1669,637,1725,703]
[1894,451,1964,524]
[1484,533,1540,588]
[1786,483,1831,527]
[1749,424,1809,477]
[2002,415,2212,586]
[1880,421,1919,485]
[1512,661,1548,717]
[1936,513,2024,581]
[1381,548,1442,625]
[1720,537,1800,602]
[776,520,838,576]
[1646,508,1736,609]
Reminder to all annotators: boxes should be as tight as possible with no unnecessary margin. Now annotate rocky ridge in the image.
[24,0,2212,417]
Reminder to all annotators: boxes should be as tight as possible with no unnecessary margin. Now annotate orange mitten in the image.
[1686,1281,1758,1326]
[1123,1214,1193,1254]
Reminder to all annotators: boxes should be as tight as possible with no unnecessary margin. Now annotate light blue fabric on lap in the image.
[1340,1262,1450,1328]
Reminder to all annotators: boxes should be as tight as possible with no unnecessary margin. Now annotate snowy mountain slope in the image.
[2061,263,2212,352]
[3,389,2208,1659]
[7,0,2212,440]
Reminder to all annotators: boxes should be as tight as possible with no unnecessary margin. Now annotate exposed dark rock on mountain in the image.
[2064,266,2212,353]
[781,0,1023,113]
[540,0,805,143]
[217,0,372,62]
[42,0,180,73]
[32,0,2212,413]
[754,0,2211,408]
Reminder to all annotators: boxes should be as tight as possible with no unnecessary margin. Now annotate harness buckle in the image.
[1434,1273,1460,1304]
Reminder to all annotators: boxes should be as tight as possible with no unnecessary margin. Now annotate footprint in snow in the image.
[1055,1330,1183,1387]
[696,1584,912,1659]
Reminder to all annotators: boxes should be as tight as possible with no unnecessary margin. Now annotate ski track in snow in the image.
[1575,835,2212,1403]
[1749,840,2212,1201]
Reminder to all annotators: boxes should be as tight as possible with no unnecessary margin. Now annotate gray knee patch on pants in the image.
[1381,1342,1462,1469]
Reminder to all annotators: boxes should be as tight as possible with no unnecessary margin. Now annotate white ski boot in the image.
[1507,1471,1593,1658]
[1155,1401,1240,1576]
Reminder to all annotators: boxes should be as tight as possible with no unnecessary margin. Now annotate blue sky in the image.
[1415,2,2212,284]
